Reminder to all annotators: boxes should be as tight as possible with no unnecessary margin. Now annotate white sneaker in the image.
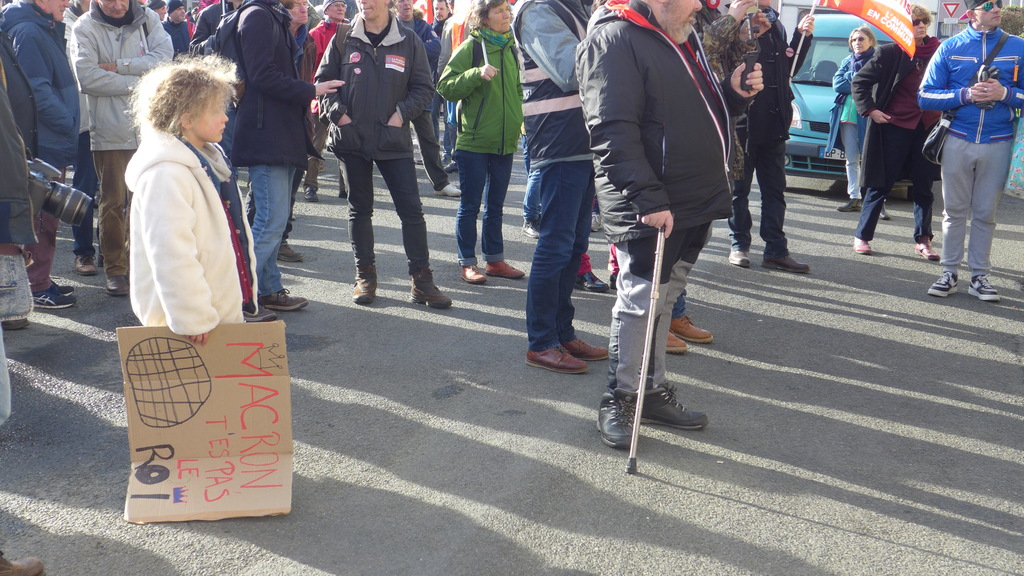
[591,212,602,232]
[968,274,999,302]
[435,184,461,197]
[927,271,958,297]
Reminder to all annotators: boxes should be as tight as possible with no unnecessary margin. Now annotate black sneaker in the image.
[597,391,635,449]
[53,282,74,296]
[968,274,999,302]
[641,385,708,430]
[928,271,958,297]
[32,284,76,309]
[443,161,458,173]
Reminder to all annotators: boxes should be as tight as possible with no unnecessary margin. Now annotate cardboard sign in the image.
[116,321,292,524]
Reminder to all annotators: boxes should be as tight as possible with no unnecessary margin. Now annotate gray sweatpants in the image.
[608,223,710,394]
[938,136,1009,277]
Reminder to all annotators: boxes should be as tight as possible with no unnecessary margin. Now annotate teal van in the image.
[785,14,890,180]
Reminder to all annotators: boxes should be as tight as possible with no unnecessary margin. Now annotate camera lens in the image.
[42,181,91,226]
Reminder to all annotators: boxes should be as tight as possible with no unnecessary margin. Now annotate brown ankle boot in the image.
[0,552,44,576]
[353,265,377,305]
[410,268,452,309]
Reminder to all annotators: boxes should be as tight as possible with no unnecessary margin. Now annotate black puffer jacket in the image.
[315,15,434,161]
[576,0,749,243]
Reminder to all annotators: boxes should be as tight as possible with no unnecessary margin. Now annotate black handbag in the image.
[922,31,1008,164]
[922,111,954,164]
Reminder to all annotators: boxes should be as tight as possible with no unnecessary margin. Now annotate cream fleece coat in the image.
[125,129,258,336]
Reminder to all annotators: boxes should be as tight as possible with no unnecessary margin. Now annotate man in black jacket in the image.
[577,0,762,449]
[233,0,342,314]
[727,0,813,273]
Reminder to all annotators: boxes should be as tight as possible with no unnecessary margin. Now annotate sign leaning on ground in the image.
[116,321,292,524]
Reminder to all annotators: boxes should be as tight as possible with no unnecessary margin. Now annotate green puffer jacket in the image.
[437,31,523,155]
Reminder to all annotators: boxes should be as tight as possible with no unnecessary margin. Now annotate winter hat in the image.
[147,0,166,10]
[167,0,185,13]
[324,0,346,9]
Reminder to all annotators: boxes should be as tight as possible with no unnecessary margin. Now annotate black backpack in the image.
[201,0,278,98]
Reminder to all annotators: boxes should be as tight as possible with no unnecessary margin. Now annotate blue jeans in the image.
[455,150,513,266]
[71,131,98,257]
[521,135,541,221]
[526,160,594,351]
[248,165,294,297]
[855,122,936,242]
[729,137,789,259]
[671,289,687,319]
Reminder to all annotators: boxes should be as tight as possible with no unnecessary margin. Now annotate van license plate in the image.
[819,147,846,160]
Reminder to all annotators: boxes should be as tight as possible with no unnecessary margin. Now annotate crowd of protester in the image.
[2,0,1023,569]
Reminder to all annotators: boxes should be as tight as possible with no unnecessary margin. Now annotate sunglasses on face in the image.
[912,19,929,25]
[976,0,1002,11]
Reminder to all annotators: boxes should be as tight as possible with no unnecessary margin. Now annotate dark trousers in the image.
[729,136,789,259]
[410,109,450,191]
[855,122,937,242]
[71,131,97,258]
[341,154,430,276]
[525,160,594,351]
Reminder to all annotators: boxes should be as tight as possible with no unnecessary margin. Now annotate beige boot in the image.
[410,268,452,309]
[353,265,377,305]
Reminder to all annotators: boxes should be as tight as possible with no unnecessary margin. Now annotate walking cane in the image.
[626,227,667,475]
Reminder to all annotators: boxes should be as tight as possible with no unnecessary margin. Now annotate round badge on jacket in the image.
[350,52,361,63]
[786,47,795,58]
[354,68,361,75]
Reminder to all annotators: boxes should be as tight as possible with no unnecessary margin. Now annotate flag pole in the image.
[789,2,818,79]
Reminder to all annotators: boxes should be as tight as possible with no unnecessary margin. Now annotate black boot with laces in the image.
[642,384,708,430]
[597,390,635,449]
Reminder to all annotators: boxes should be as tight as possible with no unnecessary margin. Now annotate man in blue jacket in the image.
[2,0,80,310]
[919,0,1024,302]
[162,0,190,56]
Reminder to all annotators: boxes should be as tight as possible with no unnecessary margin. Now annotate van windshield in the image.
[792,37,850,86]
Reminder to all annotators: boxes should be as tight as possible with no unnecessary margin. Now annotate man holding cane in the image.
[577,0,763,449]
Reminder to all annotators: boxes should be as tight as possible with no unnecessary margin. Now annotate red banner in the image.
[816,0,916,58]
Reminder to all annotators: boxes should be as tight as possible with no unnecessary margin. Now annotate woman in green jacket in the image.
[437,0,524,285]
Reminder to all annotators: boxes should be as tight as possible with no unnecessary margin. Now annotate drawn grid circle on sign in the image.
[124,337,212,428]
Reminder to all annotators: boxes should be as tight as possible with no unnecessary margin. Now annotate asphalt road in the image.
[1,157,1022,576]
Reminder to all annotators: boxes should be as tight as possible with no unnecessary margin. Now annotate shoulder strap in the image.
[983,30,1008,68]
[332,22,353,53]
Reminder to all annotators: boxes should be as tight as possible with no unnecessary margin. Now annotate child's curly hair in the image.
[131,56,238,138]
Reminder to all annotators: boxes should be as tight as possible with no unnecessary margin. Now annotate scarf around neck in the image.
[477,27,511,49]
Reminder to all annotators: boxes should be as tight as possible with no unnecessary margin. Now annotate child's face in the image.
[182,104,229,148]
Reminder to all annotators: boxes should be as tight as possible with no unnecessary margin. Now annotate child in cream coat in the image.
[125,57,258,345]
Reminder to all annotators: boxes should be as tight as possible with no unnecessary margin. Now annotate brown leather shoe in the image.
[666,331,688,354]
[353,265,377,304]
[74,254,98,276]
[761,255,810,273]
[526,346,588,374]
[670,316,713,343]
[258,289,308,311]
[0,552,44,576]
[105,274,129,296]
[560,338,608,361]
[484,260,525,279]
[411,268,452,309]
[915,237,940,261]
[461,265,487,284]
